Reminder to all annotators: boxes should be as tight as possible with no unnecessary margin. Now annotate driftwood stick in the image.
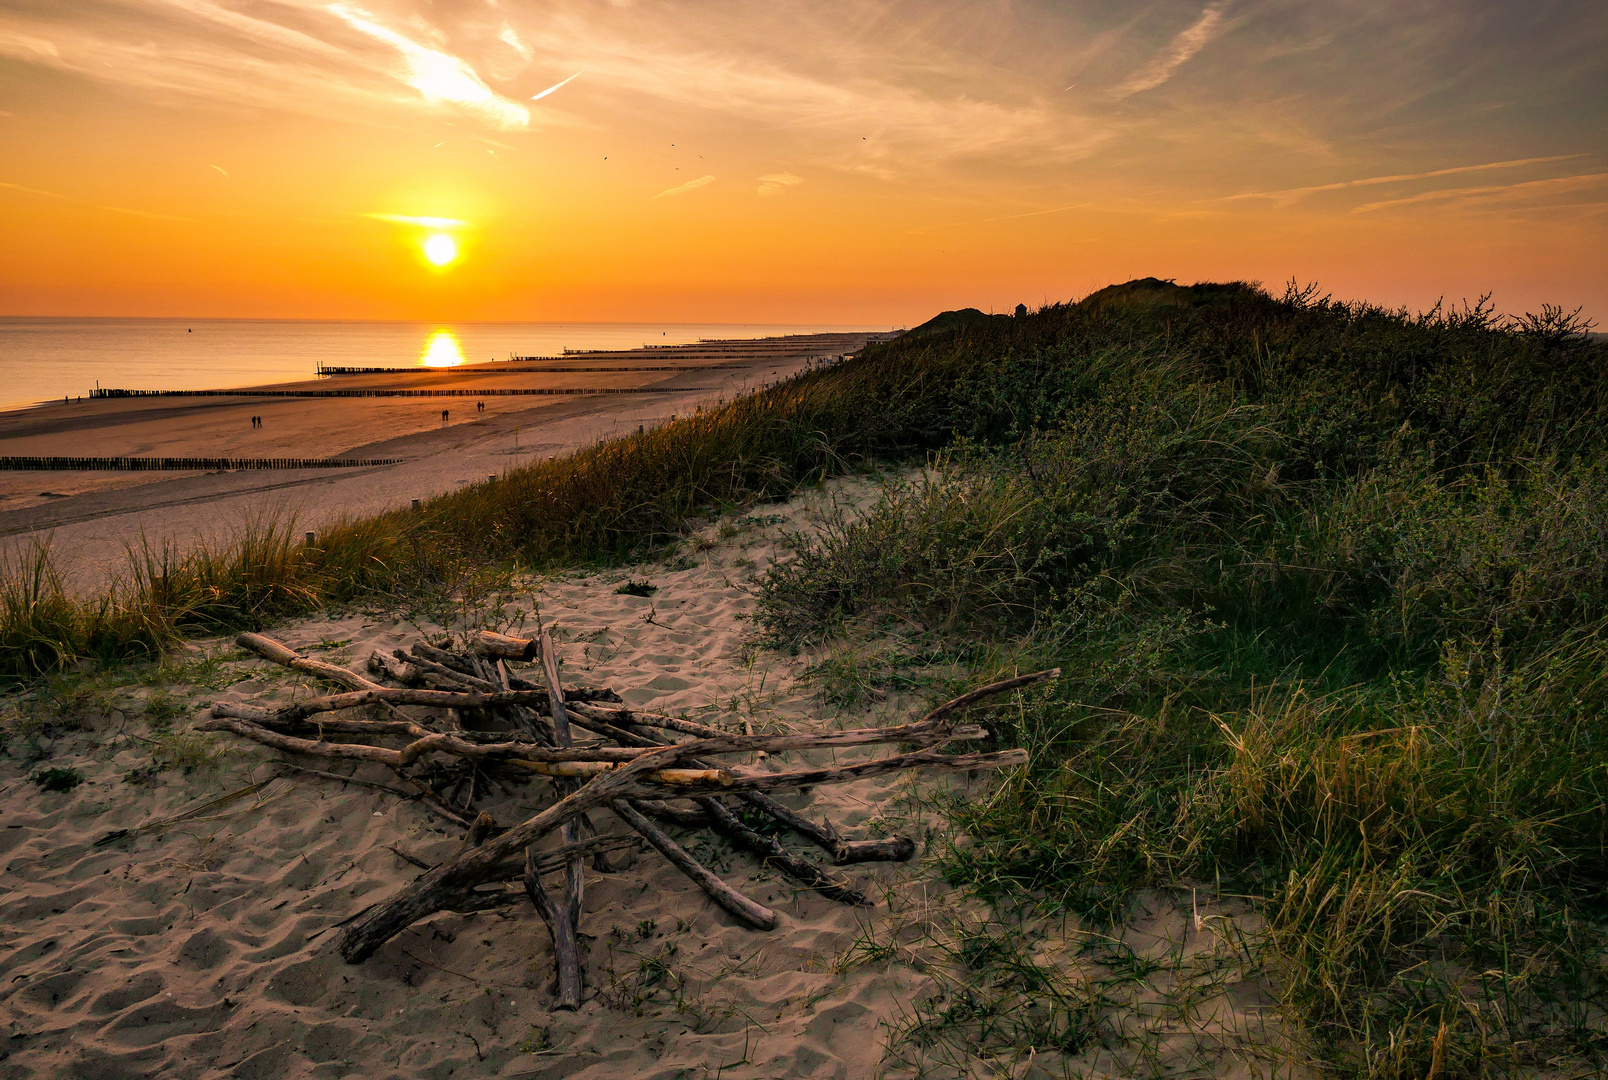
[199,715,646,766]
[524,847,583,1009]
[463,811,498,849]
[410,642,484,677]
[274,761,417,799]
[367,651,423,685]
[634,799,711,826]
[491,658,552,746]
[539,632,586,944]
[236,632,382,692]
[917,668,1061,724]
[736,791,840,853]
[569,702,730,740]
[400,649,497,692]
[390,771,479,829]
[613,799,777,930]
[698,797,870,906]
[735,792,913,862]
[388,844,432,870]
[476,630,538,661]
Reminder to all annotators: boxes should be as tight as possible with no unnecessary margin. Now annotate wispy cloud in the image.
[364,213,470,227]
[1108,2,1226,99]
[757,172,803,196]
[0,180,72,201]
[326,4,529,130]
[652,175,715,199]
[2,179,196,221]
[1222,155,1583,207]
[1352,172,1608,214]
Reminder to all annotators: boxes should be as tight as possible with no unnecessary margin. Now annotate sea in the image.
[0,318,886,413]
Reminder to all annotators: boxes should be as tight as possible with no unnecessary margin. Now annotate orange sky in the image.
[1,1,1604,324]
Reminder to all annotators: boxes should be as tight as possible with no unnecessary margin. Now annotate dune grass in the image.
[4,278,1605,1073]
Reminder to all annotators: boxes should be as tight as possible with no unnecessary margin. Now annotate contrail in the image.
[532,71,582,101]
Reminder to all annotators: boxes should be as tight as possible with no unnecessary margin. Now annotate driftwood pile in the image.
[200,629,1050,1008]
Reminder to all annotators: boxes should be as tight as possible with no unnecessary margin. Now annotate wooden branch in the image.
[198,715,645,767]
[633,799,711,826]
[523,847,582,1009]
[400,649,497,692]
[569,702,731,740]
[236,632,382,693]
[834,835,917,863]
[476,630,537,661]
[539,632,575,747]
[613,799,776,930]
[698,797,869,906]
[735,791,840,853]
[656,748,1029,796]
[539,632,586,943]
[915,668,1060,724]
[390,771,478,829]
[274,761,417,799]
[410,642,484,678]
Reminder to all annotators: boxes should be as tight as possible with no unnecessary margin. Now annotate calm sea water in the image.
[0,318,883,412]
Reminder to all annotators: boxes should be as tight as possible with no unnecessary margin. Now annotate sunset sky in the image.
[1,0,1604,324]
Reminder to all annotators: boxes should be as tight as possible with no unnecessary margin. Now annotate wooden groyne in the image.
[0,456,402,472]
[314,364,743,376]
[91,387,700,400]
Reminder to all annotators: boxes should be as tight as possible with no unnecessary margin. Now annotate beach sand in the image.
[0,480,1308,1079]
[0,335,870,592]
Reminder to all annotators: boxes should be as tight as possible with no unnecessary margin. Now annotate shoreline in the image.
[0,333,886,593]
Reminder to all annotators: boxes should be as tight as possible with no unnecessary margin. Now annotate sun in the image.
[422,233,459,267]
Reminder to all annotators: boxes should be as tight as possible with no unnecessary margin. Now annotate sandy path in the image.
[0,335,871,593]
[0,480,1305,1079]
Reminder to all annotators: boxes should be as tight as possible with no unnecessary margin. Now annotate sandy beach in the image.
[0,334,875,592]
[0,480,1303,1078]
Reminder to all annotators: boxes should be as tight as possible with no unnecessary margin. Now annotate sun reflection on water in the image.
[419,329,464,368]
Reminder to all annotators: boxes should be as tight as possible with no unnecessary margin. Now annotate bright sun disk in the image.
[423,233,458,267]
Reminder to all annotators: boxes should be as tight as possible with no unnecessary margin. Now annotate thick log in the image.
[698,797,869,906]
[524,847,582,1009]
[613,799,776,930]
[476,630,537,661]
